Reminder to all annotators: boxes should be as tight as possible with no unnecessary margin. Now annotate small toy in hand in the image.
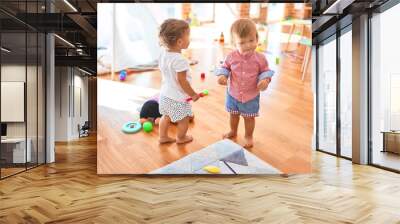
[186,89,209,102]
[119,70,127,81]
[142,121,153,133]
[255,45,263,53]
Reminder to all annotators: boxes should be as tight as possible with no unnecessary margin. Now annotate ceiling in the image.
[312,0,391,44]
[0,0,100,74]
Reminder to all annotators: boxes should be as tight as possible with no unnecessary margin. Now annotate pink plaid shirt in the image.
[216,50,274,103]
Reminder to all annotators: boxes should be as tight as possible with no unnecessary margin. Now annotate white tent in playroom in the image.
[97,4,180,74]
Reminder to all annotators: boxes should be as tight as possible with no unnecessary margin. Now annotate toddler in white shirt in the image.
[158,19,200,144]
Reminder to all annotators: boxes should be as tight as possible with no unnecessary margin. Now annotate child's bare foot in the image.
[244,136,253,148]
[223,131,237,139]
[177,135,193,144]
[159,136,176,144]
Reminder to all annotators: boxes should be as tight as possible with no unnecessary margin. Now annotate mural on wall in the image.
[97,3,313,175]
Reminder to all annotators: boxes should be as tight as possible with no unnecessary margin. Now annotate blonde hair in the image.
[230,18,258,42]
[159,19,189,48]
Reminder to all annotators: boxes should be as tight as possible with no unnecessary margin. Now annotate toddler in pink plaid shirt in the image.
[215,18,274,148]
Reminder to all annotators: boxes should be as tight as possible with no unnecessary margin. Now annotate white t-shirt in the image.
[159,48,192,102]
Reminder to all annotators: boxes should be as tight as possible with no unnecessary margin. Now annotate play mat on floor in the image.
[149,139,281,174]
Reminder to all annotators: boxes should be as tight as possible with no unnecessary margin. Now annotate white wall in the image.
[74,74,89,119]
[54,67,89,141]
[71,73,89,139]
[1,65,35,138]
[1,63,46,164]
[55,67,69,141]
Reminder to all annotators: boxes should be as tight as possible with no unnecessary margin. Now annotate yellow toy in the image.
[203,165,221,174]
[256,38,268,53]
[256,44,265,53]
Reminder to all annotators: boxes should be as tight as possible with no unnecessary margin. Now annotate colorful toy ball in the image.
[142,121,153,133]
[201,73,205,79]
[119,70,127,81]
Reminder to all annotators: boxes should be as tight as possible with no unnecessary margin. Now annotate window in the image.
[371,3,400,171]
[0,1,46,179]
[317,36,337,154]
[249,3,260,19]
[340,28,352,158]
[191,3,214,23]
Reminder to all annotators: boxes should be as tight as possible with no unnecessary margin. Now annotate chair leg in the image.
[301,48,306,72]
[301,46,311,81]
[285,24,295,52]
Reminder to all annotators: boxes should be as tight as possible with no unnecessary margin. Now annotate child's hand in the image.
[218,76,228,85]
[191,94,200,102]
[140,118,148,124]
[257,78,271,91]
[154,117,161,125]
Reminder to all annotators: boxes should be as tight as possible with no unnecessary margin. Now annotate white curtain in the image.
[114,4,161,71]
[97,3,163,73]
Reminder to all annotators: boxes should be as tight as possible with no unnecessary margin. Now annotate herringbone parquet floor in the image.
[1,135,400,223]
